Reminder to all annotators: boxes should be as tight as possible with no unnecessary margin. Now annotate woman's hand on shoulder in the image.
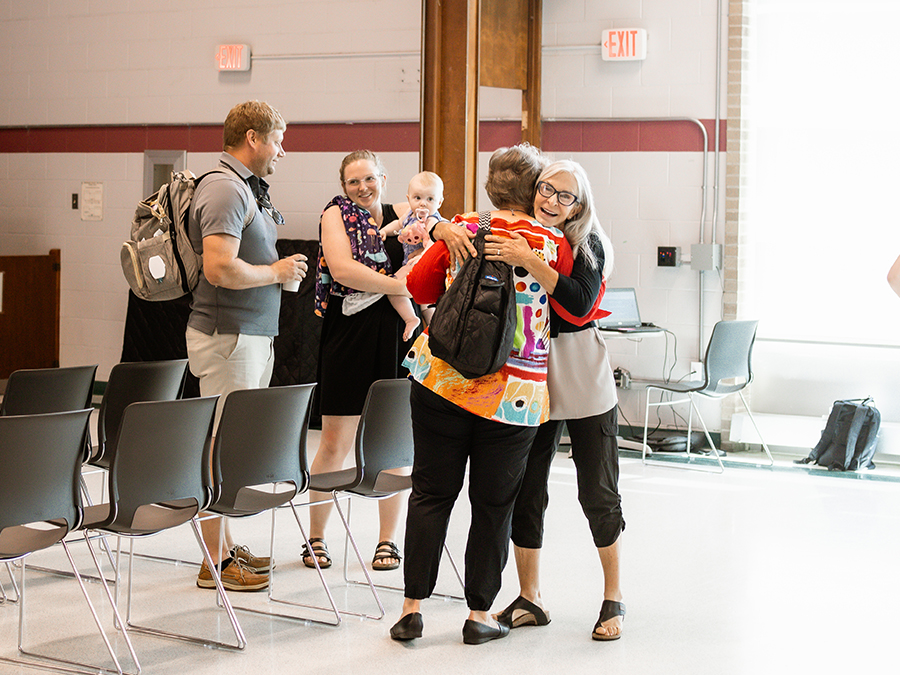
[433,219,476,269]
[485,231,534,268]
[486,231,559,293]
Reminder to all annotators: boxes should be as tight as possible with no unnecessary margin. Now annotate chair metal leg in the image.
[737,390,775,466]
[643,389,693,463]
[80,474,118,573]
[686,394,726,473]
[23,533,118,586]
[114,520,246,651]
[685,392,695,457]
[1,541,141,675]
[221,503,343,627]
[642,389,724,473]
[642,391,652,463]
[340,495,465,602]
[329,493,385,619]
[1,562,19,605]
[262,493,386,621]
[25,476,119,587]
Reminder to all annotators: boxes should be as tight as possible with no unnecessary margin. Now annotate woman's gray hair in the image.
[485,143,548,212]
[538,159,614,278]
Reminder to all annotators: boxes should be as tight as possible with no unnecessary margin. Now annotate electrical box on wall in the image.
[690,243,722,271]
[657,246,680,267]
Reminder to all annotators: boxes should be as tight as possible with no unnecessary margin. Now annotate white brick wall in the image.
[0,0,729,433]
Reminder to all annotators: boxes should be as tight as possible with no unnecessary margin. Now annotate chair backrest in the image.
[92,359,188,465]
[102,396,217,533]
[701,320,759,395]
[211,383,316,515]
[0,409,93,558]
[0,364,97,416]
[353,379,414,495]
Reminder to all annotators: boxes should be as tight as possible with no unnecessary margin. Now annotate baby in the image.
[342,171,445,341]
[381,171,445,265]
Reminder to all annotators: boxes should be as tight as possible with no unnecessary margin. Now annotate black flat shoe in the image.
[462,619,510,645]
[493,595,551,628]
[390,612,423,641]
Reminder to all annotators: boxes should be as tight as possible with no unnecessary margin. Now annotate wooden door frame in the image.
[420,0,542,216]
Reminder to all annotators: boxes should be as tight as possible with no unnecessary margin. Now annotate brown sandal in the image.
[301,537,331,569]
[372,540,401,571]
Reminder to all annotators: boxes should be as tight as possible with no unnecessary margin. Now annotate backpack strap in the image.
[198,168,256,230]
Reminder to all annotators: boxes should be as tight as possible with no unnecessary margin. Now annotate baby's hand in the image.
[399,219,429,246]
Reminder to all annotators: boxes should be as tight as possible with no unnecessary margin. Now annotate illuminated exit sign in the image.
[217,44,251,71]
[601,29,647,61]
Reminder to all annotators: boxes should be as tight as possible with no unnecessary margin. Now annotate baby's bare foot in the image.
[403,316,421,341]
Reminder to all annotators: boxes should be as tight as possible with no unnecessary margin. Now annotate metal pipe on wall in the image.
[546,116,710,358]
[543,116,710,239]
[702,0,727,358]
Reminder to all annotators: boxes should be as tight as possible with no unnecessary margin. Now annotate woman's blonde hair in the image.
[485,143,548,212]
[223,100,286,150]
[339,150,386,184]
[538,160,614,277]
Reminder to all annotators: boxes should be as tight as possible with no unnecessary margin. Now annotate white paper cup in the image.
[282,255,302,292]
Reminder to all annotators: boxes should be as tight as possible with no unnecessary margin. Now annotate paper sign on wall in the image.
[81,182,103,221]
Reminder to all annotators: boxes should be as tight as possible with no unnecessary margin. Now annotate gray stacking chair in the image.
[0,364,97,600]
[86,359,188,470]
[80,396,248,652]
[0,408,140,675]
[642,319,773,473]
[80,359,189,572]
[277,379,462,621]
[203,383,343,626]
[0,364,97,419]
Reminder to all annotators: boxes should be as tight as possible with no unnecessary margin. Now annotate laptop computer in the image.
[596,287,661,332]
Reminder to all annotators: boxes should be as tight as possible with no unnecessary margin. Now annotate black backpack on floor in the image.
[796,398,881,471]
[428,211,516,379]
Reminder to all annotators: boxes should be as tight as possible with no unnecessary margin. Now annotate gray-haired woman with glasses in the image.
[484,159,626,641]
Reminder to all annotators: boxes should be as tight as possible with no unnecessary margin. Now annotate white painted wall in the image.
[0,0,752,442]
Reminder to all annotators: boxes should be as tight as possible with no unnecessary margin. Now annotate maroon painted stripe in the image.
[0,120,726,153]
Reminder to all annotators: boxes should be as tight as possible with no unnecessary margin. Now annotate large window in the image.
[748,0,900,346]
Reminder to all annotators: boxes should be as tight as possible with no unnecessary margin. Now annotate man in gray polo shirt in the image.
[186,100,307,591]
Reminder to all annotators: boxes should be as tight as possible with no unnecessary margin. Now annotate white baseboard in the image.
[730,411,900,463]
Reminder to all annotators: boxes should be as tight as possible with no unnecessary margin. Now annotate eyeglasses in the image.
[537,181,578,207]
[257,193,284,225]
[343,175,381,188]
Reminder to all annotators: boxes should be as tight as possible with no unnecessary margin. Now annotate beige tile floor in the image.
[2,430,899,675]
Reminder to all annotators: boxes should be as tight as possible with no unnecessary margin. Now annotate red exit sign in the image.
[601,29,647,61]
[217,44,251,71]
